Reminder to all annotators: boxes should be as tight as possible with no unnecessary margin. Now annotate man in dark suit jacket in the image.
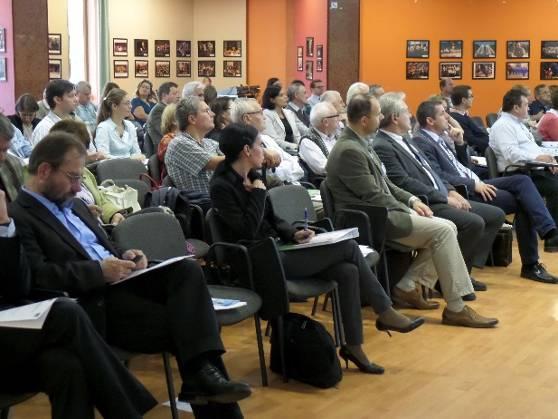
[9,132,250,418]
[414,99,558,284]
[449,85,490,154]
[0,189,157,419]
[373,93,505,291]
[145,81,179,154]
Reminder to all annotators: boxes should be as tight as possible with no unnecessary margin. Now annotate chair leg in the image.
[253,315,268,387]
[331,287,346,347]
[382,255,391,297]
[265,321,272,338]
[1,407,10,419]
[311,295,320,316]
[322,293,330,312]
[276,316,288,383]
[162,352,180,419]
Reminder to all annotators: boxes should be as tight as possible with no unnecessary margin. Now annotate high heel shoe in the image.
[375,317,425,337]
[338,347,384,374]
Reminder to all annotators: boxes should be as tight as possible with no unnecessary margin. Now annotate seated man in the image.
[321,90,347,136]
[439,77,454,110]
[286,81,311,136]
[415,99,558,283]
[0,190,157,419]
[373,93,504,290]
[0,116,24,202]
[145,81,179,152]
[74,81,98,135]
[307,79,325,108]
[326,93,498,328]
[9,133,251,417]
[449,85,490,154]
[298,102,339,183]
[489,88,558,226]
[529,84,551,122]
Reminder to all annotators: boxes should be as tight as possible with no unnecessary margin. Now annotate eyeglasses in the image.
[60,170,83,184]
[322,114,340,120]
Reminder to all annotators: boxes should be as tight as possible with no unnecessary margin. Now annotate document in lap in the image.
[0,298,59,329]
[279,227,359,251]
[111,255,194,285]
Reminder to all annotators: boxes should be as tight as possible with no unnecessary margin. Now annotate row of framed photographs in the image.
[407,40,558,59]
[110,60,242,79]
[407,61,558,80]
[113,39,242,58]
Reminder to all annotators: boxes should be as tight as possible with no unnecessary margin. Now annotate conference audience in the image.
[529,84,551,121]
[450,85,490,153]
[145,81,179,151]
[207,96,233,142]
[0,115,24,202]
[440,77,455,110]
[346,82,369,105]
[307,79,325,107]
[100,81,120,102]
[182,80,205,98]
[266,77,281,88]
[262,85,302,153]
[286,81,311,136]
[9,93,41,142]
[537,88,558,141]
[74,81,98,135]
[320,90,347,134]
[131,79,157,125]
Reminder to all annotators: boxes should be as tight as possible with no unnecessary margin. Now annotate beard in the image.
[42,183,75,207]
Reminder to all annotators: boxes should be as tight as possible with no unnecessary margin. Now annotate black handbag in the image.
[486,225,513,267]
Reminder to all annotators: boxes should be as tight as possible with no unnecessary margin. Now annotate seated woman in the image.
[94,88,145,160]
[9,93,41,142]
[538,89,558,141]
[157,103,178,178]
[131,79,157,125]
[262,85,301,153]
[210,123,424,374]
[207,97,233,143]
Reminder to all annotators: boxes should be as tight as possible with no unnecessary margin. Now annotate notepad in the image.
[212,298,247,311]
[0,298,59,329]
[279,227,359,251]
[111,255,195,285]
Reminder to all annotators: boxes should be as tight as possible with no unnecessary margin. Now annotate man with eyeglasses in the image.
[449,85,490,154]
[307,79,326,107]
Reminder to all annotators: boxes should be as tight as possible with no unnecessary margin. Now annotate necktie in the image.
[402,137,448,195]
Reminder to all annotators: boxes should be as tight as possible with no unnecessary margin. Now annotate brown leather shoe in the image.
[392,287,440,310]
[442,305,498,328]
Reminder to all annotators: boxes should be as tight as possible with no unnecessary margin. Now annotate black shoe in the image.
[544,234,558,253]
[376,316,425,337]
[521,263,558,284]
[462,292,476,301]
[339,347,384,374]
[470,277,487,291]
[179,362,252,405]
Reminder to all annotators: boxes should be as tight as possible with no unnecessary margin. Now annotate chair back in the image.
[147,154,162,184]
[484,146,500,178]
[486,113,499,128]
[471,116,485,128]
[319,179,335,219]
[268,184,317,224]
[142,131,155,157]
[113,178,150,208]
[96,158,147,182]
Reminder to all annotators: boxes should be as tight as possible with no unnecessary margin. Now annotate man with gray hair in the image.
[74,81,98,135]
[369,84,385,99]
[286,82,311,135]
[321,90,347,135]
[346,82,369,105]
[299,102,339,181]
[0,114,24,202]
[182,81,205,99]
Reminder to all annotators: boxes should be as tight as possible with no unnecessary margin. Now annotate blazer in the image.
[325,126,414,239]
[372,130,452,205]
[145,102,166,149]
[0,235,31,308]
[450,111,489,153]
[286,102,311,136]
[263,108,302,151]
[413,129,476,191]
[9,191,123,335]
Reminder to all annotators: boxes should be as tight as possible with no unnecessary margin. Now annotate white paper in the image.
[470,156,487,167]
[359,245,375,257]
[111,255,194,285]
[212,298,247,311]
[0,298,59,329]
[162,399,193,412]
[280,227,359,250]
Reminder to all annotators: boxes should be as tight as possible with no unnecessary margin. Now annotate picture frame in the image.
[134,39,148,57]
[506,62,529,80]
[305,60,313,80]
[439,62,462,79]
[176,60,191,77]
[306,37,314,57]
[541,62,558,80]
[406,40,429,58]
[176,40,191,57]
[541,41,558,59]
[406,61,429,79]
[223,60,242,77]
[112,38,128,56]
[0,57,7,81]
[472,61,496,79]
[297,56,303,71]
[223,40,242,57]
[0,27,6,53]
[507,40,530,59]
[439,40,463,58]
[198,41,216,57]
[317,45,323,58]
[48,59,62,79]
[155,40,170,57]
[134,60,148,78]
[113,60,129,78]
[297,46,303,58]
[473,40,496,58]
[198,60,216,77]
[48,33,62,55]
[155,60,171,77]
[316,58,323,72]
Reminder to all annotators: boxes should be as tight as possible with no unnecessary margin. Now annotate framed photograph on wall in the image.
[0,57,7,81]
[198,60,216,77]
[541,41,558,59]
[317,45,323,58]
[0,27,6,53]
[48,59,62,79]
[439,62,462,79]
[306,37,314,57]
[198,41,216,57]
[506,62,529,79]
[305,60,313,80]
[439,40,463,58]
[155,40,170,57]
[406,40,429,58]
[134,39,148,57]
[473,40,496,58]
[472,61,496,79]
[113,60,129,78]
[176,40,191,57]
[223,40,242,57]
[112,38,128,56]
[541,62,558,80]
[176,60,191,77]
[297,46,303,57]
[507,40,530,58]
[48,33,62,55]
[223,60,242,77]
[297,56,303,71]
[316,58,323,72]
[155,60,170,77]
[135,60,148,78]
[406,61,429,79]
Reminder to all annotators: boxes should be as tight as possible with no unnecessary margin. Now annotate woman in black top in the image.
[209,124,424,374]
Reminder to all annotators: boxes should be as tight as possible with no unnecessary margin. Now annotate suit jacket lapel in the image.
[71,199,119,255]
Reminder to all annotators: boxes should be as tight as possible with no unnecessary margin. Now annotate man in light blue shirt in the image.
[75,81,98,135]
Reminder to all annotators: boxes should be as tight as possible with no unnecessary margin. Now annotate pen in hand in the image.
[304,207,309,231]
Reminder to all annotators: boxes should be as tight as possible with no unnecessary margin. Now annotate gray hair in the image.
[379,92,408,129]
[76,81,91,92]
[231,98,260,123]
[0,114,14,142]
[320,90,341,104]
[287,83,305,101]
[182,81,204,98]
[346,82,370,104]
[310,102,336,128]
[369,84,384,97]
[176,96,202,131]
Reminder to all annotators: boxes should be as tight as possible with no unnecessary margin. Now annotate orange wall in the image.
[360,0,558,119]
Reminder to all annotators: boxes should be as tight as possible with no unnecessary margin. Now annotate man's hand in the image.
[412,200,433,217]
[448,126,464,145]
[263,149,281,168]
[535,154,558,174]
[243,177,266,192]
[122,249,148,270]
[474,182,497,201]
[88,205,102,219]
[293,229,315,244]
[0,190,9,224]
[110,212,126,225]
[448,190,471,210]
[100,257,137,283]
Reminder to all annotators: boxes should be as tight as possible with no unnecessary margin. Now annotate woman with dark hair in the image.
[210,123,424,375]
[100,82,120,102]
[9,93,41,141]
[261,85,301,153]
[266,77,281,88]
[207,97,233,142]
[131,79,157,125]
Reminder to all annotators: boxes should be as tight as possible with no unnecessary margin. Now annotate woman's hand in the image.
[293,229,315,244]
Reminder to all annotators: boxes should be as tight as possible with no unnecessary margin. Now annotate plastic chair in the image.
[486,113,499,128]
[147,154,162,185]
[96,158,147,183]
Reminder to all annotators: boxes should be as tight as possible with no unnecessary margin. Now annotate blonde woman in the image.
[157,103,178,177]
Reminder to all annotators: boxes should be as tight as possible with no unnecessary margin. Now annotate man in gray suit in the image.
[145,82,179,154]
[326,94,498,328]
[286,81,311,136]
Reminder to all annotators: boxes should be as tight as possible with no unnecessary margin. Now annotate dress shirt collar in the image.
[315,127,336,143]
[452,108,468,116]
[21,186,73,213]
[288,102,301,112]
[379,129,403,142]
